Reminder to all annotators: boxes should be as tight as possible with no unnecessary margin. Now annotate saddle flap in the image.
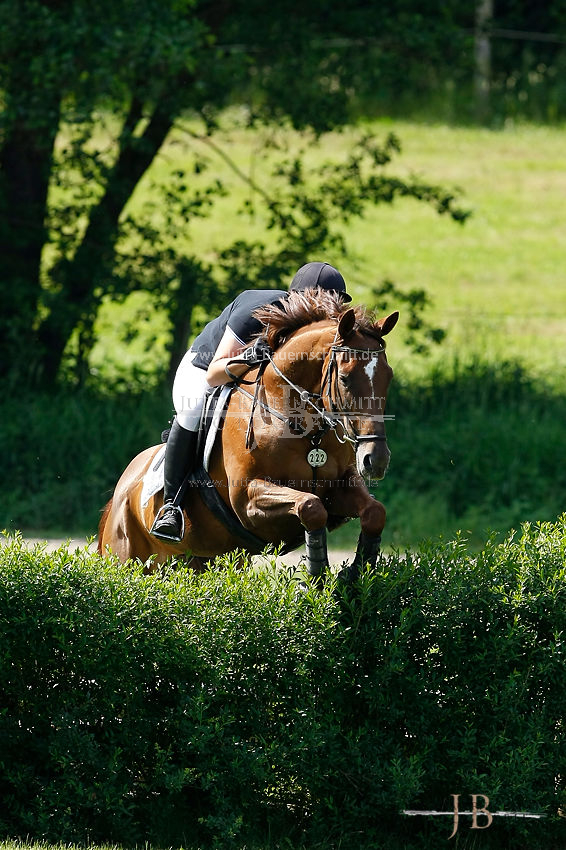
[200,384,234,472]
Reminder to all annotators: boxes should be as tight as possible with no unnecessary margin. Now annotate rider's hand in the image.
[241,337,272,364]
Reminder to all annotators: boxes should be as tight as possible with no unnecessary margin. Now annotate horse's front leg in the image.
[244,479,329,578]
[326,468,386,579]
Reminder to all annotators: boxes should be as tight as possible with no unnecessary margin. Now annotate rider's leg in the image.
[150,418,198,541]
[150,352,210,542]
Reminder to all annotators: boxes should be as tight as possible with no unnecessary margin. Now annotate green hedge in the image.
[0,521,565,849]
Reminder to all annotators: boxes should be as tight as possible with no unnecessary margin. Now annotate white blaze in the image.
[364,356,379,400]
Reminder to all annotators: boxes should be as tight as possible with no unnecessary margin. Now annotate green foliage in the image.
[0,0,471,389]
[370,279,446,356]
[0,520,565,848]
[48,122,469,388]
[488,1,566,124]
[6,0,566,390]
[380,358,566,548]
[0,387,170,533]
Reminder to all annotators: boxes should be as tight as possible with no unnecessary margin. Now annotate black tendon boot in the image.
[305,527,329,580]
[150,419,198,542]
[338,531,382,582]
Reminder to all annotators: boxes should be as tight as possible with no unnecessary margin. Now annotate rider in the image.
[150,261,352,541]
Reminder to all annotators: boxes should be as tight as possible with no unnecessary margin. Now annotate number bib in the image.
[307,448,327,468]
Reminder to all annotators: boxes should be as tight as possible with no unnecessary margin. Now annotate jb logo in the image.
[403,794,545,838]
[449,794,492,839]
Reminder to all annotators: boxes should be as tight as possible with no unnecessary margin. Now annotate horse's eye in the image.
[339,374,349,387]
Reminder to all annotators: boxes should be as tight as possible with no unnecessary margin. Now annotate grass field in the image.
[91,117,566,381]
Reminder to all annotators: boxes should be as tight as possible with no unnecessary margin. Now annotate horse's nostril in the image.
[363,453,373,473]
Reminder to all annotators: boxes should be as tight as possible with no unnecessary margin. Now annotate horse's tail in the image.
[97,498,113,555]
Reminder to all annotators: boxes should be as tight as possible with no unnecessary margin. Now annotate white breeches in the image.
[172,350,212,432]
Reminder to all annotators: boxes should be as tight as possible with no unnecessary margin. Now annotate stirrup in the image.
[150,502,185,543]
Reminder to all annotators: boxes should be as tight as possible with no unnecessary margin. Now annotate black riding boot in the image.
[150,419,198,542]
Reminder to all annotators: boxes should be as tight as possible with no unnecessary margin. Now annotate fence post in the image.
[475,0,493,122]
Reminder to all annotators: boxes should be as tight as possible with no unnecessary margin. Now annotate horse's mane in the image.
[254,287,384,349]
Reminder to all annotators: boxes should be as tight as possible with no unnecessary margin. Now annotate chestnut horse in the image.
[98,291,398,576]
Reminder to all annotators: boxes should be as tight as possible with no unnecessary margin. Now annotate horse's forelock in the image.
[352,305,387,343]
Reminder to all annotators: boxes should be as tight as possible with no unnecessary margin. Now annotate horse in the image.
[98,290,398,577]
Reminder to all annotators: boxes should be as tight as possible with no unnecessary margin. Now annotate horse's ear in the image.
[337,308,356,341]
[377,311,399,336]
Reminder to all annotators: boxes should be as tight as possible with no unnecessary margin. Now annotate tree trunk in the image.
[0,117,59,384]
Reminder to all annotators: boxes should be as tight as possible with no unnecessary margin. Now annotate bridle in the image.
[233,334,389,451]
[319,343,388,446]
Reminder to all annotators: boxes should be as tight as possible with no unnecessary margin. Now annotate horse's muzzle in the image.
[357,441,391,480]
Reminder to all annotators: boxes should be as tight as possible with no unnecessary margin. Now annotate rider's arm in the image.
[206,327,249,386]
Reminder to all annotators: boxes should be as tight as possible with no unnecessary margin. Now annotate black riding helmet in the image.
[289,261,352,303]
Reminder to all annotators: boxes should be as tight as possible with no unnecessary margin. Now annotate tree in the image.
[0,0,471,389]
